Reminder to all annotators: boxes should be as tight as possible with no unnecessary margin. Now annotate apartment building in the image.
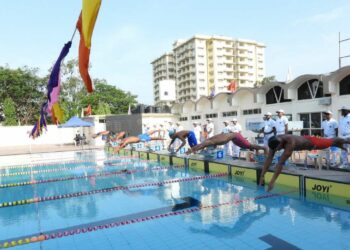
[151,53,176,106]
[152,35,265,104]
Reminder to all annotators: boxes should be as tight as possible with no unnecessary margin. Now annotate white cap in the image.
[276,109,285,113]
[340,106,350,110]
[207,118,212,122]
[168,121,173,124]
[176,122,180,125]
[324,110,333,115]
[265,112,272,116]
[193,122,198,124]
[223,120,230,124]
[231,118,237,122]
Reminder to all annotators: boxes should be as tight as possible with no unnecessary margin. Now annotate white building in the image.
[152,35,265,104]
[171,66,350,140]
[151,53,176,106]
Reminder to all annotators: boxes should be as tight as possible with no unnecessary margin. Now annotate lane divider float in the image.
[0,173,228,209]
[0,165,185,189]
[0,190,295,249]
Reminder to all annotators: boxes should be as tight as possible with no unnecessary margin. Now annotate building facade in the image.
[151,53,176,106]
[171,66,350,140]
[152,35,265,104]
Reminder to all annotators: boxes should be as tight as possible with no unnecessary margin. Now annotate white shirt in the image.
[263,119,276,134]
[231,123,242,133]
[339,114,350,138]
[193,126,202,140]
[222,125,231,134]
[275,116,288,135]
[321,118,338,138]
[176,125,184,132]
[207,123,215,137]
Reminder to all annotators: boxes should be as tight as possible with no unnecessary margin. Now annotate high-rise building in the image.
[152,35,265,104]
[151,53,176,106]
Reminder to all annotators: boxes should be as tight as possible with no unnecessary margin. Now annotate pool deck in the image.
[0,144,104,156]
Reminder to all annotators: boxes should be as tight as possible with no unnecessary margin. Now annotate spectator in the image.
[321,111,338,166]
[275,109,288,135]
[193,122,202,143]
[231,118,242,157]
[206,118,215,138]
[339,106,350,168]
[260,112,276,147]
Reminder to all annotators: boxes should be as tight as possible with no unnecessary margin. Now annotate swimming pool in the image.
[0,150,349,250]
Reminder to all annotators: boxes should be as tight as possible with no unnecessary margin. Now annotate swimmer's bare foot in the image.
[185,149,192,155]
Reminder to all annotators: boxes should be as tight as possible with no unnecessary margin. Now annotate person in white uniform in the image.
[221,121,233,156]
[231,118,242,157]
[275,109,288,135]
[339,107,350,168]
[206,118,215,138]
[321,111,338,166]
[193,122,202,143]
[259,112,276,147]
[175,122,184,132]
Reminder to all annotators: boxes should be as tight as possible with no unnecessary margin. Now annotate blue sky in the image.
[0,0,349,104]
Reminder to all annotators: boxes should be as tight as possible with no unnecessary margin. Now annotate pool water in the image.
[0,150,349,250]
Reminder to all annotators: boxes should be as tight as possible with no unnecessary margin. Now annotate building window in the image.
[243,108,261,115]
[164,91,168,96]
[266,86,291,104]
[205,113,218,119]
[340,74,350,95]
[99,119,106,123]
[299,112,324,136]
[222,111,237,117]
[297,79,324,100]
[191,115,201,120]
[179,117,188,121]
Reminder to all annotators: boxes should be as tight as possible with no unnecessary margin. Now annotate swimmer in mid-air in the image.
[167,130,198,153]
[187,132,267,155]
[113,130,164,153]
[259,135,350,191]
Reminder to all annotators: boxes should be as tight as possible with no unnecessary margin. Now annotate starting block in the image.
[132,143,144,150]
[200,149,224,159]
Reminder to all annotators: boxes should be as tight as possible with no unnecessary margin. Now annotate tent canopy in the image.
[59,116,94,128]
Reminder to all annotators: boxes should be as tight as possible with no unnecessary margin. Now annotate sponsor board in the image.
[265,172,300,190]
[148,153,158,161]
[172,157,185,167]
[139,152,148,160]
[188,159,205,172]
[208,162,228,174]
[231,166,257,182]
[306,190,350,210]
[119,149,125,155]
[124,149,132,156]
[159,155,170,164]
[305,178,350,199]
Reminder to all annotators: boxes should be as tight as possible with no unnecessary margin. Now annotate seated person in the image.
[167,130,198,154]
[259,135,350,191]
[113,130,164,153]
[187,132,267,156]
[74,133,83,146]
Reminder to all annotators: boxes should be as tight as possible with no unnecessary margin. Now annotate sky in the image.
[0,0,350,104]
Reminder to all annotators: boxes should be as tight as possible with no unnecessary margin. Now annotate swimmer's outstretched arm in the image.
[259,149,276,186]
[175,137,186,153]
[267,149,292,191]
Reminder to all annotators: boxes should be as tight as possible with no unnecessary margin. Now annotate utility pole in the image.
[339,32,350,69]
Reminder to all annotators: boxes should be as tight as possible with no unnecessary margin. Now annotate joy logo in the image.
[311,184,332,193]
[190,162,197,167]
[160,157,166,161]
[234,170,245,176]
[312,191,330,202]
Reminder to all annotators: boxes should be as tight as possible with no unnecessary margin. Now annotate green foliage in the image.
[255,76,277,87]
[0,66,46,125]
[3,97,17,126]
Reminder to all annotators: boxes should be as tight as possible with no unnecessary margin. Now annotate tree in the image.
[95,102,111,115]
[3,97,17,126]
[0,66,46,125]
[255,76,277,87]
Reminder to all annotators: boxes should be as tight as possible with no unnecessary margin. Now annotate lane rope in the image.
[0,173,228,209]
[0,189,296,249]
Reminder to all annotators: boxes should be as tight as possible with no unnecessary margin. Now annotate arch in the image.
[265,86,291,104]
[171,103,183,114]
[212,92,231,109]
[340,74,350,95]
[297,79,324,100]
[195,96,212,112]
[183,100,196,113]
[230,88,256,107]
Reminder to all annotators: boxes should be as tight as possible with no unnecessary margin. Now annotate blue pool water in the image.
[0,150,350,250]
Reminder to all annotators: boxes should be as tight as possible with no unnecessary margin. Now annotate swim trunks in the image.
[304,136,334,149]
[138,133,151,142]
[232,133,251,149]
[187,131,198,147]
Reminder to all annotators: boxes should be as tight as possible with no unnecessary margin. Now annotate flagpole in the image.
[70,27,78,42]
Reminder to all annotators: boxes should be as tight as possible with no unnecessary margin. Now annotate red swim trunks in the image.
[232,133,251,149]
[304,136,334,149]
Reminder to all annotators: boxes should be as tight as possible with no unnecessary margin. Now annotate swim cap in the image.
[168,129,175,137]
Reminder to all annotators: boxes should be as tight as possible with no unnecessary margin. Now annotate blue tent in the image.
[59,116,94,128]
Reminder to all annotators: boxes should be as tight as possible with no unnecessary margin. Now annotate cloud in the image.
[294,6,345,26]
